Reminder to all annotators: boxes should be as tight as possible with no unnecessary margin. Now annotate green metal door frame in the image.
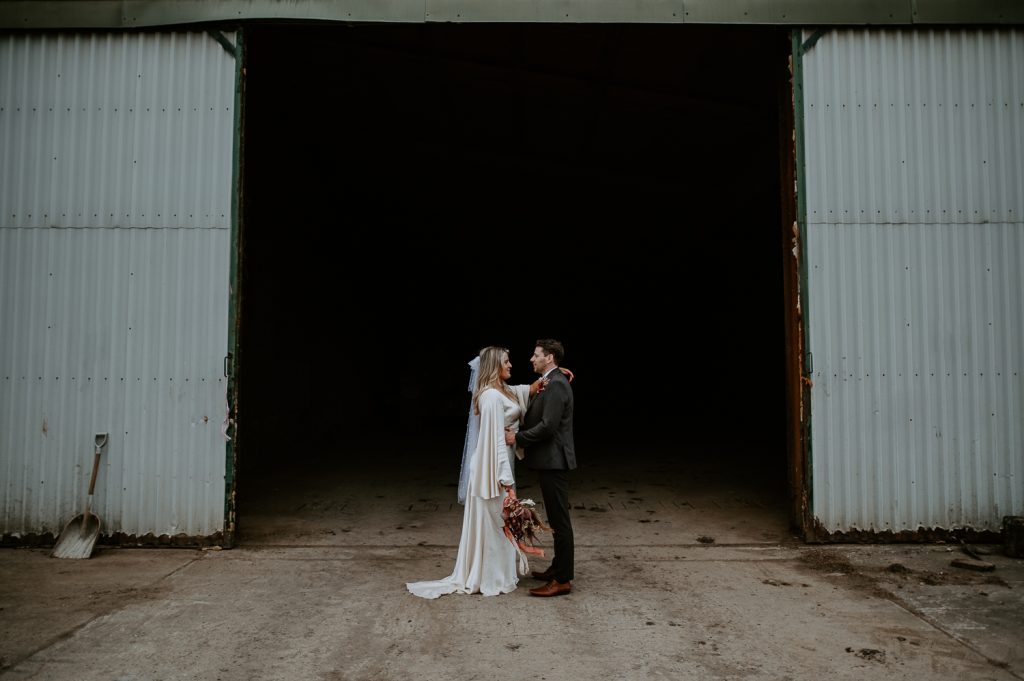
[217,23,818,545]
[223,28,245,548]
[788,28,815,539]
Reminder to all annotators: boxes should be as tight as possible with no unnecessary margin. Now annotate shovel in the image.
[52,433,107,559]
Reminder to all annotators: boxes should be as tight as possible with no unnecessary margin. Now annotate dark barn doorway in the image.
[236,23,794,545]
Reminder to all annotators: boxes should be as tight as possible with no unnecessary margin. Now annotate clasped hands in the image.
[504,427,517,446]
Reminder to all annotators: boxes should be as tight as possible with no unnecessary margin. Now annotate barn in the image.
[1,1,1021,546]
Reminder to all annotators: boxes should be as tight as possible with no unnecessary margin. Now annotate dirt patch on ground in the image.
[880,565,1010,588]
[796,549,889,598]
[798,549,857,574]
[795,548,1012,599]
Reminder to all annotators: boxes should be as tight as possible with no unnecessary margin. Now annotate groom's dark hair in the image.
[536,339,564,365]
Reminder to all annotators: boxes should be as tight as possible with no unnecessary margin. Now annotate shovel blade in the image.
[51,513,101,559]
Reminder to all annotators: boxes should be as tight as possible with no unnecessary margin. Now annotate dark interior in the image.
[236,23,792,531]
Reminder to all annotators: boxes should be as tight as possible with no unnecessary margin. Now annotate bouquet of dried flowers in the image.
[502,492,549,575]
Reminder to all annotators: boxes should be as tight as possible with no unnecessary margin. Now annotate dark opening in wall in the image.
[237,22,791,525]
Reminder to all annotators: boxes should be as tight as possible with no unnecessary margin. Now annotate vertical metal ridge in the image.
[806,28,1024,227]
[1,31,234,539]
[0,31,233,230]
[804,27,1024,533]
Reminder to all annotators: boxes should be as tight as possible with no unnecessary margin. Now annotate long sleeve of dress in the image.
[495,446,514,489]
[509,384,531,461]
[511,384,530,414]
[470,390,510,500]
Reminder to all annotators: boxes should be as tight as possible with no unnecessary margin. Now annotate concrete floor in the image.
[236,441,794,548]
[2,444,1022,680]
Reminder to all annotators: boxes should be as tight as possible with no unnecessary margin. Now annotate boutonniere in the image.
[537,379,549,395]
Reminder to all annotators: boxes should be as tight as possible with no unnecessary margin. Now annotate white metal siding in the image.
[0,32,234,229]
[803,28,1024,533]
[0,31,235,539]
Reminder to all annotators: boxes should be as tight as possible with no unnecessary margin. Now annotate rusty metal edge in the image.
[805,520,1003,545]
[3,531,227,548]
[778,30,803,540]
[783,29,816,541]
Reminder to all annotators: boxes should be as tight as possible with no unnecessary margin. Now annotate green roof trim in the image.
[1,0,1021,29]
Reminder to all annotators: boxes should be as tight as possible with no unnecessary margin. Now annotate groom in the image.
[506,339,576,597]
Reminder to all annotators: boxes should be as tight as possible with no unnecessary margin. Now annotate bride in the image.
[406,346,538,598]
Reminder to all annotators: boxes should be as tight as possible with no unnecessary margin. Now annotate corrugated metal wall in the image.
[0,32,236,539]
[803,28,1024,533]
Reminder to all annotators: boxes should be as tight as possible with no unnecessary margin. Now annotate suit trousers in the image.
[538,469,574,583]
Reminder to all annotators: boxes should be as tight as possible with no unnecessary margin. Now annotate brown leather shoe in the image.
[529,579,572,597]
[530,567,555,581]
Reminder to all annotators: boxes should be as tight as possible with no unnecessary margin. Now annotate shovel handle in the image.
[87,450,102,496]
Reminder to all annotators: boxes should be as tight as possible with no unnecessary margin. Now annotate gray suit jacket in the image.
[516,369,576,470]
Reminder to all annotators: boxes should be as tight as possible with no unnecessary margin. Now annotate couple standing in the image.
[406,339,576,599]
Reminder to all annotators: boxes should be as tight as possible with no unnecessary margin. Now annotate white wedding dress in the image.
[407,385,530,598]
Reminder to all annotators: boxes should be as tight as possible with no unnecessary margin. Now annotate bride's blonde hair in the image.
[473,346,513,414]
